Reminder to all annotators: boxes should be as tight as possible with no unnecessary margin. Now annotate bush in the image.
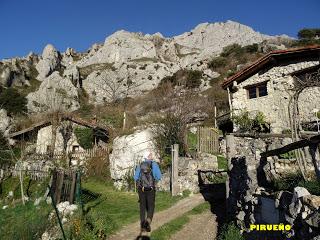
[152,113,187,158]
[218,222,244,240]
[221,44,244,57]
[208,57,227,70]
[0,88,27,115]
[298,28,320,39]
[85,156,110,181]
[299,179,320,195]
[159,69,202,89]
[244,43,259,53]
[233,110,270,133]
[272,172,304,192]
[74,127,94,149]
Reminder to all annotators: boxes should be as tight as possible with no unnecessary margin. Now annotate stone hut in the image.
[222,45,320,133]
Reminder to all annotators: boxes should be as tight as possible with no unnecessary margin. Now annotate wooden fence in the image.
[197,126,219,154]
[31,147,109,161]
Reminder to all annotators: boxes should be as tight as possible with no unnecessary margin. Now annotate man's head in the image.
[143,151,153,160]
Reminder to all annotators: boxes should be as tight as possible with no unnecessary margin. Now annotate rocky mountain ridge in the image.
[0,20,291,113]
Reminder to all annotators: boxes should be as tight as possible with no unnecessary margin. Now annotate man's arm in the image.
[133,165,140,181]
[152,162,162,181]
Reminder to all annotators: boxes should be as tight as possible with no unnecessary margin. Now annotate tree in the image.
[0,88,27,115]
[298,28,320,39]
[287,69,320,180]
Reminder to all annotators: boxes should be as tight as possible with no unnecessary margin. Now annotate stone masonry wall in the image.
[231,60,320,133]
[226,134,319,239]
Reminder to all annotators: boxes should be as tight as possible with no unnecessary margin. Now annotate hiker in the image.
[134,151,162,232]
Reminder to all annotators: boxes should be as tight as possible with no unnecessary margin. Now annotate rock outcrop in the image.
[109,128,159,189]
[0,109,11,136]
[36,44,60,80]
[27,71,79,113]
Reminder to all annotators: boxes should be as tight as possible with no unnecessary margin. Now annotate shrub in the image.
[208,57,227,70]
[74,127,94,149]
[159,69,203,89]
[244,43,259,53]
[152,113,187,158]
[85,156,110,181]
[218,222,244,240]
[272,172,304,192]
[233,110,270,133]
[298,28,320,39]
[0,88,27,115]
[298,179,320,195]
[221,44,244,57]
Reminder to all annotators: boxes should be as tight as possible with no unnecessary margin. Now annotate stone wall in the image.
[36,123,84,153]
[226,134,320,239]
[158,154,219,194]
[231,60,320,133]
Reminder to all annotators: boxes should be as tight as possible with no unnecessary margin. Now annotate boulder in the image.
[302,195,320,210]
[109,128,159,188]
[36,44,60,80]
[27,71,80,113]
[293,187,311,202]
[305,211,320,228]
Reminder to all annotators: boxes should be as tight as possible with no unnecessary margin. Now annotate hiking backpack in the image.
[138,161,155,189]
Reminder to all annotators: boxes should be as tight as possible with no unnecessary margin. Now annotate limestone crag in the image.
[27,71,80,113]
[109,128,159,189]
[36,44,60,80]
[0,54,38,87]
[0,109,11,136]
[1,20,292,109]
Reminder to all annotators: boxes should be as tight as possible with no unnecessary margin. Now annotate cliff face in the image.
[0,20,290,112]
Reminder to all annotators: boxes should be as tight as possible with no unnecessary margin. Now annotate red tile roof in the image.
[222,45,320,89]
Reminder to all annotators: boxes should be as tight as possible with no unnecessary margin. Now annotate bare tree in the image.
[287,68,320,180]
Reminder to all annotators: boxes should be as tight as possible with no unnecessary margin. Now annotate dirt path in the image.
[108,194,205,240]
[169,210,217,240]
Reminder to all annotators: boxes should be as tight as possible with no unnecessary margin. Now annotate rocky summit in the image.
[0,20,290,112]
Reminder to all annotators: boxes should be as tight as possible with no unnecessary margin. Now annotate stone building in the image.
[9,114,109,154]
[222,45,320,133]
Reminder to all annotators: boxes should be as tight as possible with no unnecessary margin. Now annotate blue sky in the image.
[0,0,319,59]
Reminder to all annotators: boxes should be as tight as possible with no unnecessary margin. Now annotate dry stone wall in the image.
[226,134,319,239]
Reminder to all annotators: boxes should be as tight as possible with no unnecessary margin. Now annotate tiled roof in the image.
[222,45,320,89]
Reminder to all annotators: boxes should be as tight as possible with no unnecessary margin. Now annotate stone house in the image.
[222,45,320,133]
[9,114,109,154]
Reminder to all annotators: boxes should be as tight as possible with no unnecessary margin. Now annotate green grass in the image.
[0,176,50,202]
[217,155,228,170]
[73,178,184,239]
[150,202,210,240]
[0,201,51,240]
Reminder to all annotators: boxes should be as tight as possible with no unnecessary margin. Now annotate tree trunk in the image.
[50,113,59,156]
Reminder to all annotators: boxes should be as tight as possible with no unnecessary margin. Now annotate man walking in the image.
[134,151,162,232]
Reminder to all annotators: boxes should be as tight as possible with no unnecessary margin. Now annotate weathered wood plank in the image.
[261,134,320,157]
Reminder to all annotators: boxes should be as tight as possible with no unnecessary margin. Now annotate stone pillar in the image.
[171,144,179,196]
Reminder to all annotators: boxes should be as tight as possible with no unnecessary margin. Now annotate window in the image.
[246,82,268,99]
[72,145,80,152]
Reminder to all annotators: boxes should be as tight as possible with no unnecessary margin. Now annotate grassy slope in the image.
[0,202,51,240]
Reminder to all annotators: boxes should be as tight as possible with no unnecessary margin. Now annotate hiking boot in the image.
[145,218,151,232]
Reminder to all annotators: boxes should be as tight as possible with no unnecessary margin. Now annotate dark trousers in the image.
[138,188,156,227]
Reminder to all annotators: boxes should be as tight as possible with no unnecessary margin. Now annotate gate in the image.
[50,169,80,204]
[197,126,219,154]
